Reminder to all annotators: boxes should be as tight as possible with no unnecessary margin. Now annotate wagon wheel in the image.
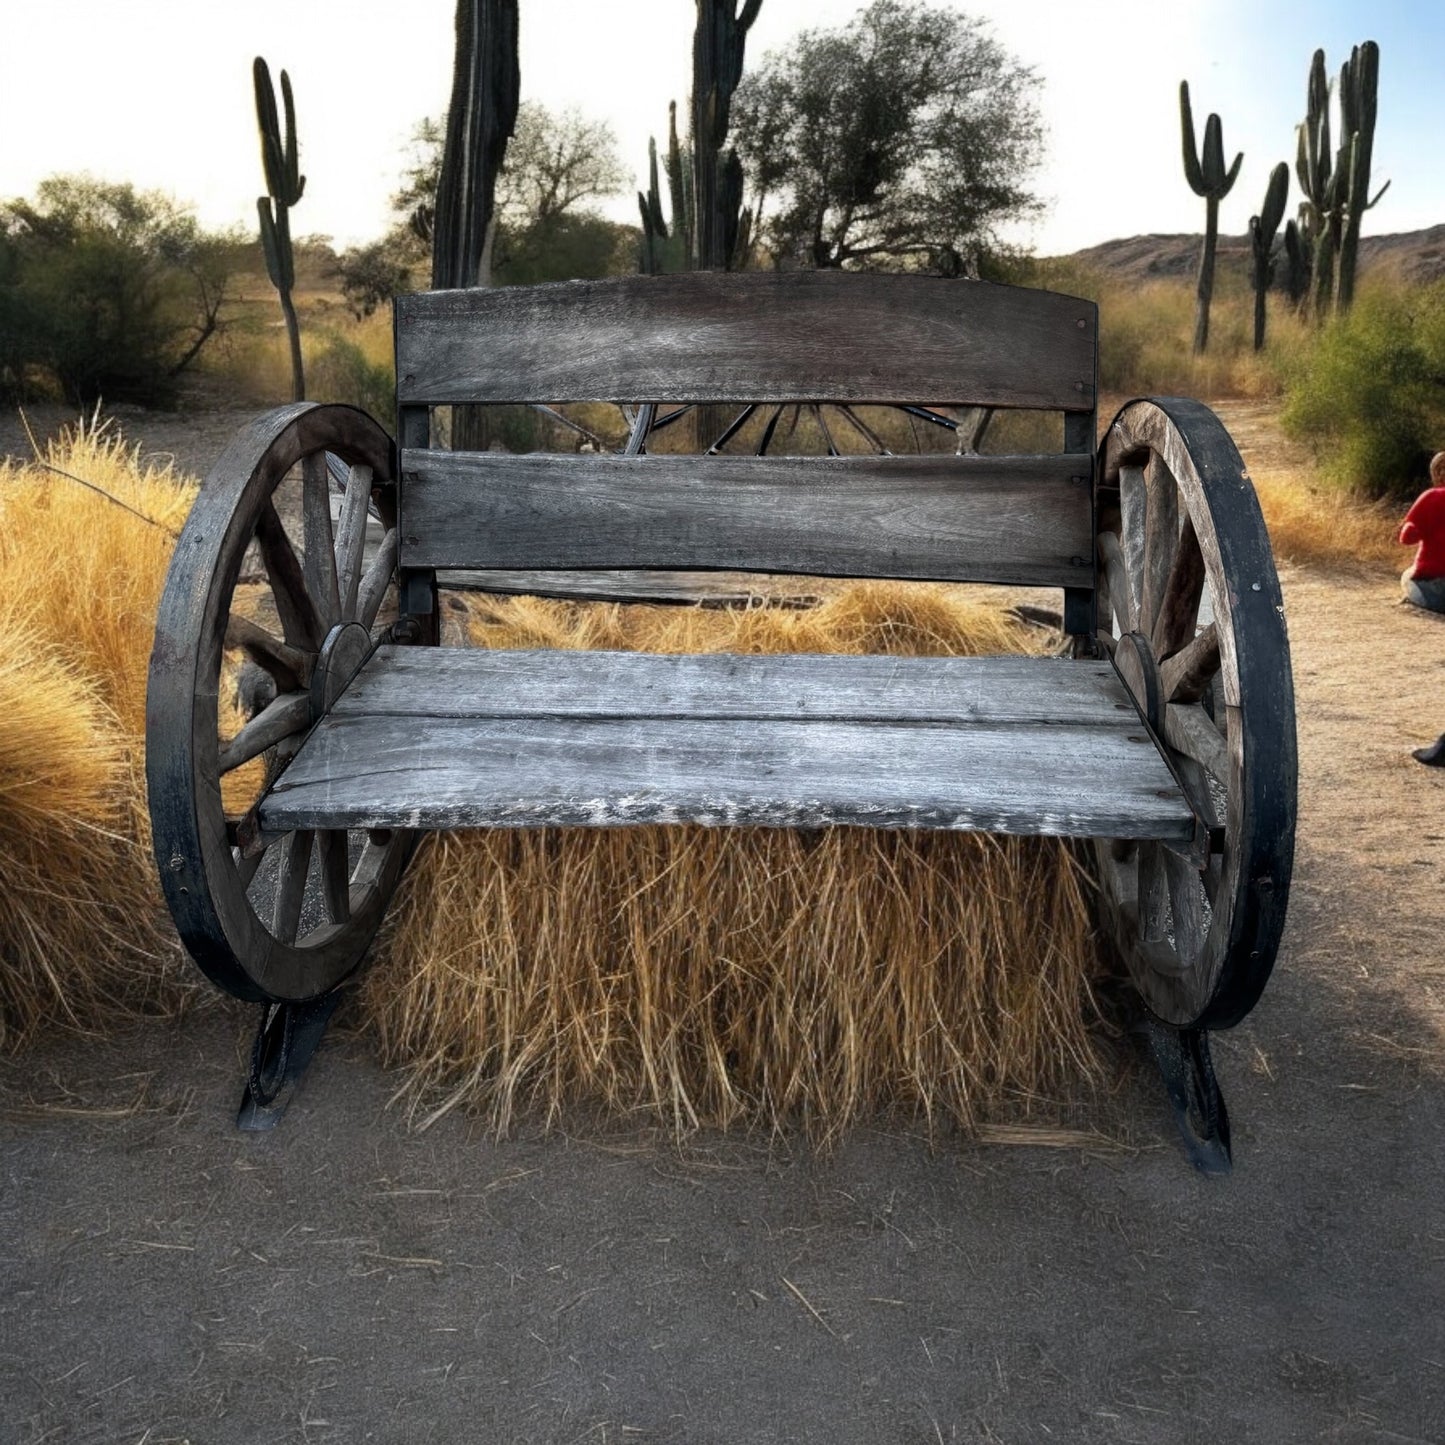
[1092,398,1296,1029]
[531,400,987,459]
[147,403,429,1004]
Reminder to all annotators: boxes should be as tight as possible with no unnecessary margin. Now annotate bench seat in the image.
[259,647,1199,845]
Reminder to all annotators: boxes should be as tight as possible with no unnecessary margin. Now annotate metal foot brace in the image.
[237,991,343,1131]
[1137,1016,1233,1174]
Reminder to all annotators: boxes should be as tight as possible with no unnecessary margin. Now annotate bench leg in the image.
[236,991,344,1131]
[1136,1015,1233,1174]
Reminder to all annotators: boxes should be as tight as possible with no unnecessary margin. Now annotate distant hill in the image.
[1063,225,1445,287]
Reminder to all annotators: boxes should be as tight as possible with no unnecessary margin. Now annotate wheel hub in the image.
[1113,630,1163,732]
[310,622,372,721]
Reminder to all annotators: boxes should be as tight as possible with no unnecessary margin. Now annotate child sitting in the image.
[1399,452,1445,612]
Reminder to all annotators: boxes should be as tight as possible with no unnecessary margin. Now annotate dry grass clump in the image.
[1254,467,1404,573]
[0,416,196,1046]
[362,583,1107,1141]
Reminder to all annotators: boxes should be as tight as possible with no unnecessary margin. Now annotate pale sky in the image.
[0,0,1438,257]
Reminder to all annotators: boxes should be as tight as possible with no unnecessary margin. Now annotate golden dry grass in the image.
[0,416,197,1047]
[1254,467,1405,573]
[361,585,1108,1141]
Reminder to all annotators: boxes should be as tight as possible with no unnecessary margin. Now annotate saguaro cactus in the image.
[1296,48,1345,322]
[1180,80,1242,355]
[638,103,696,275]
[1283,216,1311,308]
[692,0,761,271]
[253,57,305,401]
[1249,163,1290,351]
[431,0,520,452]
[1336,40,1388,312]
[431,0,520,292]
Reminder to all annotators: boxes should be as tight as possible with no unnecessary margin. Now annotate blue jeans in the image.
[1402,570,1445,612]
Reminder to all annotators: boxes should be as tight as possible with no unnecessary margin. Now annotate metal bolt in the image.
[1251,581,1261,591]
[168,854,185,872]
[1077,318,1087,329]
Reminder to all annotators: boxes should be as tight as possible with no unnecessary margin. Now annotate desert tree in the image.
[730,0,1043,272]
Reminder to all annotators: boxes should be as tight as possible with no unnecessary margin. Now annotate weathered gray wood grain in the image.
[394,273,1097,410]
[437,568,821,607]
[261,710,1193,840]
[400,450,1092,587]
[334,648,1135,728]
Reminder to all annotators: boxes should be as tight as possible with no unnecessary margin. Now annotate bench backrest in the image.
[393,272,1097,596]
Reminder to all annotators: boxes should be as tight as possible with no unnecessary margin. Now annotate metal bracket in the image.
[237,991,344,1131]
[1136,1016,1233,1174]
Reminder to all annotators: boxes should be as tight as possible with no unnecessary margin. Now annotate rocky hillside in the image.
[1066,224,1445,286]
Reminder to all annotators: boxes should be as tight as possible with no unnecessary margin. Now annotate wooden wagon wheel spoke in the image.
[1091,398,1296,1031]
[224,613,311,692]
[1163,701,1229,784]
[1159,622,1220,703]
[356,529,399,633]
[834,405,892,455]
[808,404,840,456]
[217,690,311,774]
[271,829,314,944]
[1151,512,1207,660]
[648,404,694,435]
[529,404,613,451]
[1139,842,1168,942]
[302,453,341,630]
[256,502,323,652]
[333,463,373,622]
[755,405,785,455]
[705,404,757,455]
[316,829,351,924]
[1097,530,1136,634]
[149,403,423,1004]
[1138,455,1179,636]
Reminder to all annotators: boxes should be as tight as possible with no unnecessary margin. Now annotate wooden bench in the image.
[147,271,1296,1162]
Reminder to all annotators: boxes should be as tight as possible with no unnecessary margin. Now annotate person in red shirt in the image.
[1401,453,1445,764]
[1400,451,1445,609]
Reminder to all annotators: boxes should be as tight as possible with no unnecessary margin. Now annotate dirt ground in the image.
[2,403,1444,1444]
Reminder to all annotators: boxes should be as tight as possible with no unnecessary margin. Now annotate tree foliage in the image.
[731,0,1044,271]
[0,175,240,403]
[342,100,632,308]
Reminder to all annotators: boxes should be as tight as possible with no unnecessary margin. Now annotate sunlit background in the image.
[0,0,1438,256]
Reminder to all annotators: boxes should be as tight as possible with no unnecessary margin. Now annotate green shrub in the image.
[0,175,243,405]
[1280,280,1445,498]
[306,330,396,421]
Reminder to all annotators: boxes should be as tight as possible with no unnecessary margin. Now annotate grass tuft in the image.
[0,414,198,1046]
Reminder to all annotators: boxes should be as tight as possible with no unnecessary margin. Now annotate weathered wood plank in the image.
[395,273,1097,410]
[400,450,1093,587]
[334,648,1136,728]
[438,568,821,607]
[261,711,1194,841]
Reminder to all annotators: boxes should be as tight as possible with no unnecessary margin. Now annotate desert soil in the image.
[2,402,1444,1444]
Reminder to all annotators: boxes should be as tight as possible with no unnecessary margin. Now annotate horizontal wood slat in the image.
[260,649,1196,843]
[401,450,1093,587]
[395,273,1097,410]
[335,649,1131,726]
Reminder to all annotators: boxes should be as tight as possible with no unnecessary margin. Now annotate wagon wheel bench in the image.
[146,272,1296,1169]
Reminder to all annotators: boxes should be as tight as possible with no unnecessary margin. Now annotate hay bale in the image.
[361,584,1107,1139]
[0,418,196,1046]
